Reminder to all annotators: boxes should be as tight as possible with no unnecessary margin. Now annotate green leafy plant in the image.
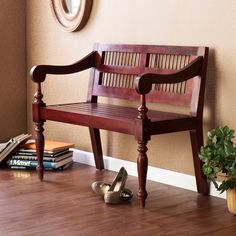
[199,126,236,193]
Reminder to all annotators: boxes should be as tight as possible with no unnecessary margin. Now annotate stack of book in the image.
[0,134,32,165]
[6,140,74,170]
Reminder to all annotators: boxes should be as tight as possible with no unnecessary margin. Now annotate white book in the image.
[0,134,32,163]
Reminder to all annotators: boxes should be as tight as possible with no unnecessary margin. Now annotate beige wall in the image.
[0,1,26,142]
[26,0,236,175]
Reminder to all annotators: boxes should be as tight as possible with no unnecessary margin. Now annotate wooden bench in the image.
[31,43,209,208]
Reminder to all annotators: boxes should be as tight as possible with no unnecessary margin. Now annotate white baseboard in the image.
[72,148,226,200]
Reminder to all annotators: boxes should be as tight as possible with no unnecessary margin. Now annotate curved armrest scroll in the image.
[135,56,203,94]
[30,51,97,83]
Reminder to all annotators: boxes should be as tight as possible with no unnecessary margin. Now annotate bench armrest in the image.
[30,51,97,83]
[135,56,203,94]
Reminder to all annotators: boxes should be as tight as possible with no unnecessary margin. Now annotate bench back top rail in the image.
[88,43,208,115]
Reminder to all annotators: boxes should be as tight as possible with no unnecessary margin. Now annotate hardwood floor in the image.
[0,163,235,236]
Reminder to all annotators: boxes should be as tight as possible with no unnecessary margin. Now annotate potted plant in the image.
[199,125,236,214]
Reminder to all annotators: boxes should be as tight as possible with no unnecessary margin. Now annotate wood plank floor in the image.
[0,163,235,236]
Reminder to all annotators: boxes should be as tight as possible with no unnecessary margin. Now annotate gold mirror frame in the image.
[50,0,93,32]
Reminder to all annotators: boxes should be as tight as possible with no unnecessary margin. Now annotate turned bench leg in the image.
[190,129,209,195]
[33,82,46,181]
[136,94,150,208]
[89,128,104,170]
[35,121,45,181]
[137,140,148,208]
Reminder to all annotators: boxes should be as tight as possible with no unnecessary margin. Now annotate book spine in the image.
[10,155,56,162]
[9,164,71,171]
[10,151,72,162]
[8,165,57,171]
[16,149,70,157]
[7,159,57,169]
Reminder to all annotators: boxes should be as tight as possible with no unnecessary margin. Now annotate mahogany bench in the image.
[31,43,209,208]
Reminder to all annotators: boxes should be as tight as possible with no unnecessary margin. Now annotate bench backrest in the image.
[88,43,208,115]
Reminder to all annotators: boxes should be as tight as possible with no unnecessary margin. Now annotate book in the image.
[10,151,73,162]
[7,155,73,170]
[0,142,8,153]
[21,139,75,152]
[8,161,73,171]
[15,148,70,157]
[0,134,32,164]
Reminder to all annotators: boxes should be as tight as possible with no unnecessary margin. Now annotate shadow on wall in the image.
[205,49,217,130]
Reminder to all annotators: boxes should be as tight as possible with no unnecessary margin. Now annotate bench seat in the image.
[41,103,195,135]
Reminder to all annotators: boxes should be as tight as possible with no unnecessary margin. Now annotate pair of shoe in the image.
[91,167,133,204]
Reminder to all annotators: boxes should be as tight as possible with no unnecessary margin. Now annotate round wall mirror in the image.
[50,0,93,32]
[62,0,81,17]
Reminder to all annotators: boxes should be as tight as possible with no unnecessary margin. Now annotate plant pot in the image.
[226,188,236,214]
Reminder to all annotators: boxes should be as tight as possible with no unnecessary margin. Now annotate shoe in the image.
[91,181,111,196]
[91,181,133,201]
[104,167,131,204]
